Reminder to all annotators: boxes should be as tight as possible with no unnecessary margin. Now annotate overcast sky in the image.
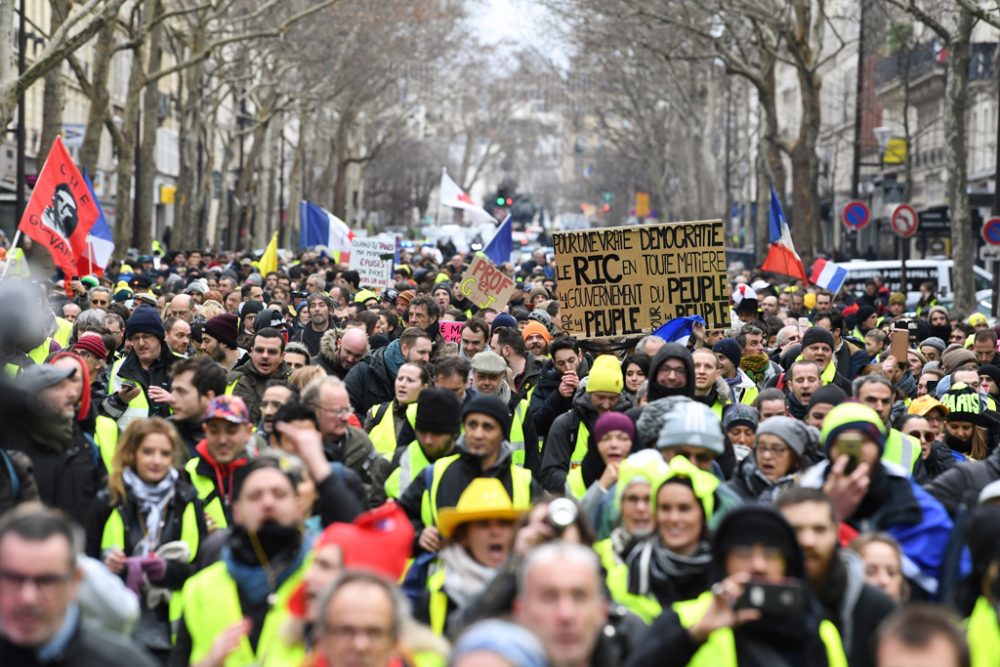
[468,0,568,68]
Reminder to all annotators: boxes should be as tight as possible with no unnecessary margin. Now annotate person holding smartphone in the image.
[624,505,847,667]
[798,402,955,600]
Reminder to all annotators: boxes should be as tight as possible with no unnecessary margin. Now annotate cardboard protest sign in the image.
[349,237,395,289]
[459,255,516,310]
[553,219,728,338]
[439,320,464,343]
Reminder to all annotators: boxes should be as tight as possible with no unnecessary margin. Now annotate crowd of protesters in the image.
[0,243,994,667]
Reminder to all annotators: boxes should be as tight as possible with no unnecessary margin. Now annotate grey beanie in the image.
[919,337,947,354]
[723,404,760,432]
[656,400,725,455]
[754,416,819,459]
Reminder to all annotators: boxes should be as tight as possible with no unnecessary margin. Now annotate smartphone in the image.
[120,380,137,391]
[836,433,864,473]
[736,580,807,617]
[890,326,909,363]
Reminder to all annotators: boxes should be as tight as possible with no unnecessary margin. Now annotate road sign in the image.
[891,204,918,238]
[980,245,1000,261]
[843,200,870,230]
[983,217,1000,245]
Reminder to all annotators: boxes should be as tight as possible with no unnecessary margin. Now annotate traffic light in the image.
[496,196,506,206]
[601,203,611,213]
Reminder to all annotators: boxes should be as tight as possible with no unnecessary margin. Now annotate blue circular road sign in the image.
[983,217,1000,245]
[843,200,871,230]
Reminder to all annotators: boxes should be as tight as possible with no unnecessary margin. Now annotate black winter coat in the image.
[344,345,397,416]
[926,445,1000,516]
[0,624,158,667]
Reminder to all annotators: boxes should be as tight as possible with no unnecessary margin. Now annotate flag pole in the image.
[88,240,94,276]
[1,230,22,278]
[436,167,446,228]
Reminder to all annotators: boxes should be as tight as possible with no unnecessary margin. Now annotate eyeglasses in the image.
[324,624,392,643]
[756,443,789,457]
[906,430,936,443]
[622,494,649,506]
[316,405,352,419]
[0,568,73,596]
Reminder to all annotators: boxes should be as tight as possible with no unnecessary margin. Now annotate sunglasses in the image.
[906,430,936,443]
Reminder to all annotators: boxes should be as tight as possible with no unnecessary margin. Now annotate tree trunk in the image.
[287,109,309,249]
[174,17,206,249]
[135,0,163,251]
[790,67,822,266]
[234,118,268,250]
[113,17,151,252]
[39,0,70,156]
[332,108,356,219]
[946,9,974,313]
[755,65,787,264]
[79,19,116,172]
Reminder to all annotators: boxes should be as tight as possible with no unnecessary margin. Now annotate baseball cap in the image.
[203,395,250,424]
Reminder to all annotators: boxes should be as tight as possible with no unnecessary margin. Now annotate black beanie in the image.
[856,305,877,325]
[462,395,512,438]
[125,306,165,340]
[711,505,804,581]
[801,326,835,350]
[712,338,742,368]
[807,384,848,411]
[415,388,461,434]
[239,301,265,331]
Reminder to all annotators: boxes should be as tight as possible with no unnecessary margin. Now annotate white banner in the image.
[349,237,395,290]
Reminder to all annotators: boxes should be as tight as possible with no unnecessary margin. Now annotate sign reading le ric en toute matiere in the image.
[553,219,729,338]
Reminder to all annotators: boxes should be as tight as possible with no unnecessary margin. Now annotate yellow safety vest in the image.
[566,467,588,499]
[94,415,119,472]
[509,399,529,467]
[572,421,590,466]
[179,559,307,667]
[673,591,848,667]
[426,568,449,635]
[594,539,662,624]
[27,338,54,365]
[967,595,1000,667]
[882,429,920,476]
[739,385,759,406]
[366,402,418,458]
[53,317,72,349]
[101,497,201,623]
[385,441,432,500]
[108,357,151,430]
[184,457,229,530]
[420,454,533,529]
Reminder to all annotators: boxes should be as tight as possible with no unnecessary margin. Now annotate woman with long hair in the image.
[364,361,430,458]
[86,418,207,663]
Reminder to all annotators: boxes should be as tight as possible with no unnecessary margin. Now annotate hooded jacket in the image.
[344,341,404,416]
[540,387,632,493]
[723,454,799,503]
[101,343,177,422]
[528,356,591,439]
[926,444,1000,517]
[314,329,352,379]
[647,344,695,402]
[225,359,291,424]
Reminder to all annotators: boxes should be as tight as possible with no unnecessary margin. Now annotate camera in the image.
[546,498,578,533]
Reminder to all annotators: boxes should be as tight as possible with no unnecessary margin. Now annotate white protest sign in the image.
[349,237,395,290]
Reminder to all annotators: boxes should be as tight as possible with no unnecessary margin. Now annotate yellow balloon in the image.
[804,292,816,310]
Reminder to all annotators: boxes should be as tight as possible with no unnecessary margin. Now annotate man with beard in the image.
[469,351,537,473]
[42,183,78,240]
[692,348,732,419]
[813,309,869,381]
[170,458,311,667]
[854,375,924,478]
[528,337,589,439]
[257,380,296,450]
[778,488,896,667]
[521,321,551,359]
[168,355,227,456]
[800,402,954,599]
[314,328,368,379]
[226,328,291,424]
[626,505,848,666]
[398,395,539,555]
[291,293,335,357]
[201,313,241,371]
[797,326,853,393]
[783,360,821,420]
[491,326,542,399]
[541,355,631,494]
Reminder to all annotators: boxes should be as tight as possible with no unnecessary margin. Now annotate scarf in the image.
[224,522,307,606]
[740,354,771,384]
[195,439,248,505]
[610,526,645,561]
[733,456,797,504]
[123,467,178,555]
[627,536,712,605]
[438,543,499,610]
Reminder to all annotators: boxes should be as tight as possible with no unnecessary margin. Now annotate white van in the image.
[837,259,992,310]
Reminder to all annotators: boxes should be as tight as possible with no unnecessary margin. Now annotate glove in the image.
[140,556,167,583]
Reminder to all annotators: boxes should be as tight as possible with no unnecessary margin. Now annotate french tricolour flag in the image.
[77,169,114,276]
[810,258,848,295]
[299,200,354,253]
[760,185,807,282]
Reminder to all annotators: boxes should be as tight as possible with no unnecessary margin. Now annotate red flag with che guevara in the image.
[18,136,99,281]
